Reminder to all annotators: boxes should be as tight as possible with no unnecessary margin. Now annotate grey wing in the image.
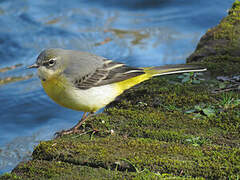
[72,59,145,90]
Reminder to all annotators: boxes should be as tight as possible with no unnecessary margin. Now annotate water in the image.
[0,0,234,174]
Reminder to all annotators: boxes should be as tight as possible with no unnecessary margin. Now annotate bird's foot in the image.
[54,112,95,138]
[54,127,82,138]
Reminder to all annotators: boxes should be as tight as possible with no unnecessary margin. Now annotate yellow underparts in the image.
[41,75,117,112]
[41,69,154,113]
[41,75,74,109]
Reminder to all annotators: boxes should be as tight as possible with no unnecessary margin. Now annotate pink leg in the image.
[55,112,94,138]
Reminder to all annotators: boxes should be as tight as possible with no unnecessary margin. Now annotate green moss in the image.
[0,160,135,180]
[1,160,204,180]
[194,55,240,75]
[187,0,240,76]
[0,173,21,180]
[28,136,239,179]
[212,0,240,43]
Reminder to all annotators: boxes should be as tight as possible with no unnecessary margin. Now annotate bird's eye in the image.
[48,59,56,66]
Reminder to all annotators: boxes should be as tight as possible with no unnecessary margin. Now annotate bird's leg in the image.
[72,112,90,132]
[55,112,94,138]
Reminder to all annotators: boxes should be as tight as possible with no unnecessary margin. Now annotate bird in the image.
[28,48,206,136]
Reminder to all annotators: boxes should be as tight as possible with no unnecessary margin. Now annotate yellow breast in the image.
[41,75,121,112]
[41,75,73,109]
[41,71,151,113]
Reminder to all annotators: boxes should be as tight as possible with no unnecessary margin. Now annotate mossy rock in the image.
[0,159,203,180]
[1,75,239,179]
[187,0,240,76]
[17,136,238,179]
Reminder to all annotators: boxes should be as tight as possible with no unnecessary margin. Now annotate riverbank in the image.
[1,1,240,179]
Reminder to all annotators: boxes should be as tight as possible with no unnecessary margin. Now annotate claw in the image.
[54,128,82,138]
[54,112,94,138]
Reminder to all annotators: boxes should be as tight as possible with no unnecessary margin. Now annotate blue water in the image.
[0,0,234,174]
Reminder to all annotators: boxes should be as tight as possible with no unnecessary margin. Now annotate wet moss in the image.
[0,159,203,180]
[0,160,136,180]
[196,55,240,75]
[28,136,239,179]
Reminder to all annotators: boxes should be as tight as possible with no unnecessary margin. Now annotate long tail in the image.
[115,64,207,94]
[144,64,207,77]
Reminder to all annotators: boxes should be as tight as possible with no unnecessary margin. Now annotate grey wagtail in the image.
[28,48,206,136]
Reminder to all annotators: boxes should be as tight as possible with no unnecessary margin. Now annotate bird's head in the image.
[28,49,67,81]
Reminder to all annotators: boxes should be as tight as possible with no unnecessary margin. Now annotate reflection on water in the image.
[0,0,233,174]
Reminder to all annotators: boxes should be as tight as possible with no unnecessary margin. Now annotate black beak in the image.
[27,63,39,69]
